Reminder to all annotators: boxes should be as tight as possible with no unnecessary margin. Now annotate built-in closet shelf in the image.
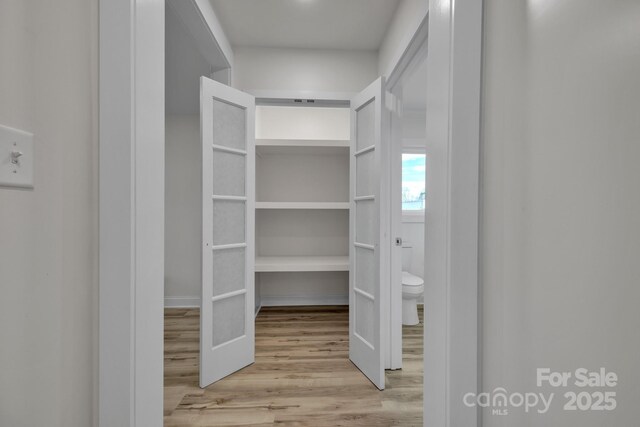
[256,139,350,147]
[256,140,349,157]
[256,202,349,210]
[255,256,349,272]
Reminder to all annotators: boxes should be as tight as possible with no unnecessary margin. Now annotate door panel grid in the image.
[200,77,255,388]
[349,77,387,390]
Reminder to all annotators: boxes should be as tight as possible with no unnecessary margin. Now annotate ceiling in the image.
[209,0,400,50]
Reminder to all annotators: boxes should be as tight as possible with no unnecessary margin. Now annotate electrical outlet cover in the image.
[0,124,34,189]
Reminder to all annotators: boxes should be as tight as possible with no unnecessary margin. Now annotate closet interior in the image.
[254,104,351,309]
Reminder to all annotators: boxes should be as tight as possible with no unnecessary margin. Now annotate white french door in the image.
[349,77,389,390]
[200,76,256,388]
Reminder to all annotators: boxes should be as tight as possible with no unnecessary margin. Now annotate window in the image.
[402,153,426,213]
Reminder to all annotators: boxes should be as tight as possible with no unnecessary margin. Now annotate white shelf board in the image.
[256,139,350,148]
[256,202,349,210]
[255,256,349,272]
[257,145,348,157]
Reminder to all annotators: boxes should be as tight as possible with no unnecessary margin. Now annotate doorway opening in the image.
[164,1,407,411]
[387,45,428,374]
[97,0,480,423]
[163,4,425,417]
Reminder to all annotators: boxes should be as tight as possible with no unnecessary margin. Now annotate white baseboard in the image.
[164,296,200,308]
[260,295,348,307]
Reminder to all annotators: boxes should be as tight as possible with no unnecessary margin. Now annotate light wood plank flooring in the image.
[164,306,423,426]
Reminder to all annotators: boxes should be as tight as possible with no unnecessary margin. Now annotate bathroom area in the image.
[392,48,427,367]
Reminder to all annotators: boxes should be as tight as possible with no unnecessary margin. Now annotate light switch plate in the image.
[0,124,34,189]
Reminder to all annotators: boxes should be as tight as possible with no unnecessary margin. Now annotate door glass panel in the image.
[212,200,245,245]
[355,246,375,295]
[212,98,246,150]
[356,150,374,197]
[356,100,374,151]
[212,294,245,347]
[213,150,245,196]
[212,247,245,297]
[355,292,374,346]
[355,200,375,245]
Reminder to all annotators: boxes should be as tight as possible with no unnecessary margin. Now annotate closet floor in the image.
[164,306,423,426]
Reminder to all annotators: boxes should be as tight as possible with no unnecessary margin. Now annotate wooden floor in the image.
[164,306,423,426]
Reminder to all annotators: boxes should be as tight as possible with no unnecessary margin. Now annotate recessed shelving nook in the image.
[254,104,350,307]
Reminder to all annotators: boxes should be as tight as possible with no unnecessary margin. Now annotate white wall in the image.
[0,0,97,426]
[233,46,378,93]
[256,106,350,140]
[377,0,428,77]
[402,223,424,277]
[481,0,640,425]
[165,5,212,115]
[402,110,427,139]
[165,115,202,306]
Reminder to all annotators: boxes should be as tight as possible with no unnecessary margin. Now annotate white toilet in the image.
[402,244,424,325]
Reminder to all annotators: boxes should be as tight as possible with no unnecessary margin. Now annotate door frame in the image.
[422,1,482,425]
[386,0,483,425]
[98,0,482,425]
[386,16,430,372]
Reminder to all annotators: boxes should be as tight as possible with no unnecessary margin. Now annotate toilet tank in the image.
[402,242,412,271]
